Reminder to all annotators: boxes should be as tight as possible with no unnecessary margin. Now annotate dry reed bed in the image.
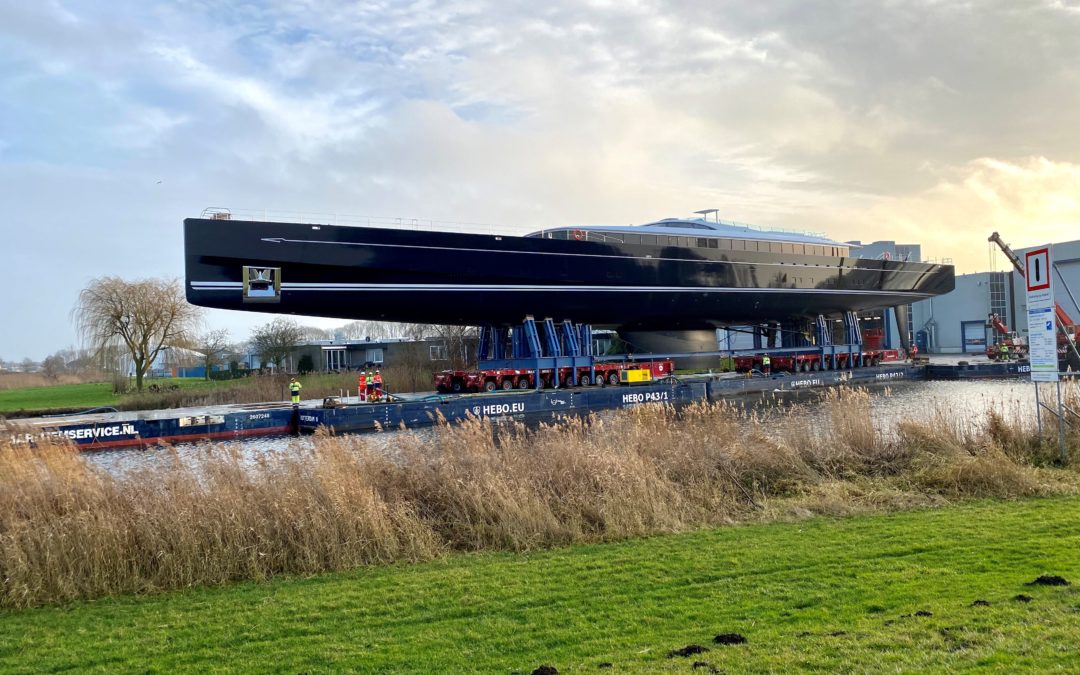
[0,372,106,390]
[2,386,1078,608]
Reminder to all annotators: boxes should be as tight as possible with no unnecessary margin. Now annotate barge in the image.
[6,364,930,450]
[5,402,297,450]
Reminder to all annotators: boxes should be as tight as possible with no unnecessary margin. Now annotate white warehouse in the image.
[911,238,1080,353]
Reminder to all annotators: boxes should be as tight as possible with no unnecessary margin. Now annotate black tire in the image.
[501,379,514,391]
[484,380,497,393]
[518,378,531,389]
[607,372,620,386]
[451,380,464,393]
[579,374,592,386]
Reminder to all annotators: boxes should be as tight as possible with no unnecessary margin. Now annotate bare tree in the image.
[427,325,477,369]
[194,329,231,380]
[250,317,304,372]
[72,277,202,392]
[336,320,439,340]
[41,352,67,379]
[299,325,332,340]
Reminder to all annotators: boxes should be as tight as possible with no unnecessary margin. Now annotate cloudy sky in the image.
[2,0,1080,360]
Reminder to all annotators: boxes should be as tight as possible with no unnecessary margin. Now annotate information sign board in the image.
[1025,246,1058,382]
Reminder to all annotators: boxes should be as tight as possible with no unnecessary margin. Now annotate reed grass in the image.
[2,386,1078,608]
[0,372,105,390]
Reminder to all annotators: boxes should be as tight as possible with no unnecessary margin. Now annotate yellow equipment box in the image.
[619,368,652,384]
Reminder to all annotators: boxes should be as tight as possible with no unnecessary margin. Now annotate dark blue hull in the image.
[7,406,298,451]
[184,218,955,328]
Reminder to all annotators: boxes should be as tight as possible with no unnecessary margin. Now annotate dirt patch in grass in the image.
[713,633,748,645]
[668,644,709,658]
[1013,594,1033,603]
[1027,575,1070,586]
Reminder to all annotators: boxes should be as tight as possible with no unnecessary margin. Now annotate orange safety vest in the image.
[373,373,382,385]
[358,374,366,388]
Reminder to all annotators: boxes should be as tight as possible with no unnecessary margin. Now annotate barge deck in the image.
[5,362,939,450]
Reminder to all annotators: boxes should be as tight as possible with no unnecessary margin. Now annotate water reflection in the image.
[83,380,1064,476]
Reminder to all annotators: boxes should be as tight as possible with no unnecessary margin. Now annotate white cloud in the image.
[3,0,1080,358]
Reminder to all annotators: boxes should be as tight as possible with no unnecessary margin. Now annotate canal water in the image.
[84,379,1067,476]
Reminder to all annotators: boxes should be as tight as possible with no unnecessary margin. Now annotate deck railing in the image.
[198,207,534,236]
[196,207,831,241]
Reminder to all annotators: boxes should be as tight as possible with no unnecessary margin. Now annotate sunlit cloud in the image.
[827,157,1080,268]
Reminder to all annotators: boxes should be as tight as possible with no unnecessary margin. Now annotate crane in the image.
[985,312,1027,361]
[988,232,1079,369]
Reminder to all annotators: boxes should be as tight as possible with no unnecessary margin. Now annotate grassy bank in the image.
[2,496,1079,672]
[0,365,433,416]
[2,387,1078,610]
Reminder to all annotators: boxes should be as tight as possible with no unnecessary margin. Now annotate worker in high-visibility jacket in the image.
[357,371,367,402]
[288,377,302,406]
[1000,343,1010,361]
[366,371,376,401]
[761,354,771,376]
[373,370,383,401]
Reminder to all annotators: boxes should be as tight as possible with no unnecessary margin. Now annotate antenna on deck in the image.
[693,208,720,223]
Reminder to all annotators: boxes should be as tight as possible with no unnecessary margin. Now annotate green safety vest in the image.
[762,356,771,365]
[289,382,301,394]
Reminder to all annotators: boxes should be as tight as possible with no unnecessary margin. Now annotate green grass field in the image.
[0,378,226,413]
[0,374,353,414]
[0,381,117,412]
[2,497,1078,673]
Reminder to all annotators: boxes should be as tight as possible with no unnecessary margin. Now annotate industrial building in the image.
[912,238,1080,353]
[717,236,1079,356]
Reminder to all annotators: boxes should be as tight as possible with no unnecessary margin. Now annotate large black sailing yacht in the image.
[184,210,954,330]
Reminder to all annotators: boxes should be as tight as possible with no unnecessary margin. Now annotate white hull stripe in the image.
[191,281,931,297]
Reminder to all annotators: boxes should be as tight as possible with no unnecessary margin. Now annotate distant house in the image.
[138,346,223,379]
[287,336,475,373]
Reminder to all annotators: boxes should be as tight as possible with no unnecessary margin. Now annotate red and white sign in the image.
[1024,245,1057,382]
[1026,248,1051,292]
